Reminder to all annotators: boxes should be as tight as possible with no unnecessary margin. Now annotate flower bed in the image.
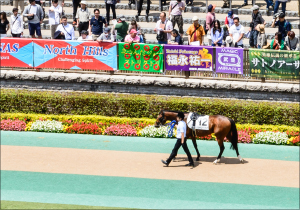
[1,113,299,146]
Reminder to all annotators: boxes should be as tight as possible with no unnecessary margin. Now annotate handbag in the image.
[156,20,168,42]
[27,5,34,20]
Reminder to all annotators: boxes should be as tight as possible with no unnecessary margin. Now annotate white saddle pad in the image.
[187,113,209,130]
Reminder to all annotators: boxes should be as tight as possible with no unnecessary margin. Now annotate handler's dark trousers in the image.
[167,138,194,164]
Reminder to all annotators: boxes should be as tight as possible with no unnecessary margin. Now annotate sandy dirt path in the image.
[1,145,299,188]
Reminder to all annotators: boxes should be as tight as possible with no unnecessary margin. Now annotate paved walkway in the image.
[1,131,299,209]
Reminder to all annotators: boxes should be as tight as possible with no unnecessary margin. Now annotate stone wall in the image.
[1,70,299,102]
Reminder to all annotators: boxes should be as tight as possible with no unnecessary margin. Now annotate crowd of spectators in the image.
[0,0,298,51]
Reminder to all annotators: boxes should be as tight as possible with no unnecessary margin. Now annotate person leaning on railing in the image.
[168,29,183,45]
[113,16,129,42]
[55,15,75,40]
[124,29,140,43]
[284,31,299,51]
[229,17,245,48]
[97,27,114,42]
[270,32,285,50]
[211,20,223,47]
[186,16,205,45]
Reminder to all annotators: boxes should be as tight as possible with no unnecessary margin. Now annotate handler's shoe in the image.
[161,160,169,166]
[185,162,194,167]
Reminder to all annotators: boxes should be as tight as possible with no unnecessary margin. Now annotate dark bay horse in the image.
[155,110,244,164]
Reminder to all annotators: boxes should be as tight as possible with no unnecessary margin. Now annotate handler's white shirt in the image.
[155,19,173,41]
[56,23,75,40]
[177,121,186,139]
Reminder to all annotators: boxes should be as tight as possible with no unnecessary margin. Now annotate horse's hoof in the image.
[173,157,176,161]
[213,159,220,165]
[240,159,244,164]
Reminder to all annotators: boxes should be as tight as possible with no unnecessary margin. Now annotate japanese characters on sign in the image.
[216,48,244,74]
[164,45,213,71]
[249,49,299,79]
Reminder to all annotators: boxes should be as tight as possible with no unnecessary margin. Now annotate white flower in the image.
[30,120,64,133]
[252,131,288,145]
[140,125,176,138]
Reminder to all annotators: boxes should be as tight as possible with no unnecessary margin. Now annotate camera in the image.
[273,13,280,19]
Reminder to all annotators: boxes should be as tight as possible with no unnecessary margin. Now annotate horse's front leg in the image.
[192,138,201,161]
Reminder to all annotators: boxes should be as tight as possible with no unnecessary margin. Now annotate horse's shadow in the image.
[173,156,249,165]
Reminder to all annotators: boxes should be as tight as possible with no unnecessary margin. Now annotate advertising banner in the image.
[164,45,213,71]
[33,39,117,70]
[118,43,163,72]
[215,47,244,74]
[249,49,299,79]
[0,38,33,68]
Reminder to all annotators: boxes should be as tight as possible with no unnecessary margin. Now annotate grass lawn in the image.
[1,201,134,209]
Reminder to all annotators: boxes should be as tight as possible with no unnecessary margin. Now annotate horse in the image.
[155,110,244,164]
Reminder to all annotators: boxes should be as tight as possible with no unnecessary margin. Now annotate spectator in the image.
[90,9,107,41]
[186,0,193,6]
[249,5,265,48]
[10,8,23,38]
[72,0,81,25]
[23,0,44,39]
[265,0,274,12]
[206,4,216,46]
[128,20,145,43]
[242,0,254,7]
[154,12,173,44]
[225,11,236,31]
[77,30,92,41]
[76,1,92,36]
[270,32,284,50]
[136,0,150,17]
[256,24,267,49]
[97,27,114,42]
[55,16,75,40]
[49,0,62,39]
[229,17,245,48]
[35,0,43,6]
[271,12,291,39]
[222,0,229,8]
[168,29,183,45]
[124,29,140,43]
[211,20,223,47]
[285,31,299,51]
[168,0,185,37]
[114,16,129,42]
[105,0,117,26]
[222,36,234,47]
[274,0,287,14]
[13,0,25,20]
[186,16,205,45]
[0,12,10,38]
[128,0,135,8]
[221,25,229,47]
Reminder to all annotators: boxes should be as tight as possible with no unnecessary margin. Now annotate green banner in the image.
[118,43,163,72]
[249,49,299,79]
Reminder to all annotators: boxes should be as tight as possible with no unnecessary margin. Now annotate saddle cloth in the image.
[187,112,209,130]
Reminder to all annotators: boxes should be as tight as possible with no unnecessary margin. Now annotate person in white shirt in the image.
[154,12,173,44]
[49,0,62,39]
[77,30,92,41]
[97,27,114,42]
[229,17,245,48]
[10,8,23,37]
[161,112,194,167]
[55,16,75,40]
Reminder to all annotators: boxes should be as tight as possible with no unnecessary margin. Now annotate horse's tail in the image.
[229,118,238,151]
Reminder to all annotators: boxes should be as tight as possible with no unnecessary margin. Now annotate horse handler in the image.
[161,112,194,167]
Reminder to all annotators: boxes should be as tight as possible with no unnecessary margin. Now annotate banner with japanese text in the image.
[0,38,33,68]
[118,43,163,72]
[249,49,299,79]
[33,39,117,70]
[164,45,213,71]
[216,47,244,74]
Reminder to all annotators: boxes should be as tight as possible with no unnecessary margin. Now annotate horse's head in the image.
[154,111,166,128]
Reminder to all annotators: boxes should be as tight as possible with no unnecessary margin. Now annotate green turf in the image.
[1,131,299,161]
[0,200,133,209]
[2,171,299,209]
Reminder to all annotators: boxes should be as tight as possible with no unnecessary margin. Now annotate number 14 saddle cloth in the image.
[187,112,209,131]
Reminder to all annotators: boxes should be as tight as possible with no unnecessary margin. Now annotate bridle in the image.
[157,111,166,127]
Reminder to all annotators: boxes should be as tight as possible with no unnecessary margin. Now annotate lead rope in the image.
[167,120,177,138]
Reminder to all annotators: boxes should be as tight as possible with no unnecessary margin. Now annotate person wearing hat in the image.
[161,112,194,167]
[186,16,205,45]
[229,17,245,48]
[90,9,107,41]
[206,4,216,45]
[124,29,140,43]
[225,11,236,31]
[75,0,92,36]
[72,0,81,25]
[97,27,114,42]
[256,24,267,49]
[271,12,291,39]
[77,30,92,41]
[55,15,75,40]
[113,16,129,42]
[222,35,234,47]
[249,5,265,48]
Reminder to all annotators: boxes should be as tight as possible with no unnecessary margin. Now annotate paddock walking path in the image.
[1,131,299,209]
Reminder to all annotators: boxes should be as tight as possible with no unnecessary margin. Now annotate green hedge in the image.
[1,89,299,126]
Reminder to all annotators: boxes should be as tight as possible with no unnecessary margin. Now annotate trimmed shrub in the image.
[1,89,299,126]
